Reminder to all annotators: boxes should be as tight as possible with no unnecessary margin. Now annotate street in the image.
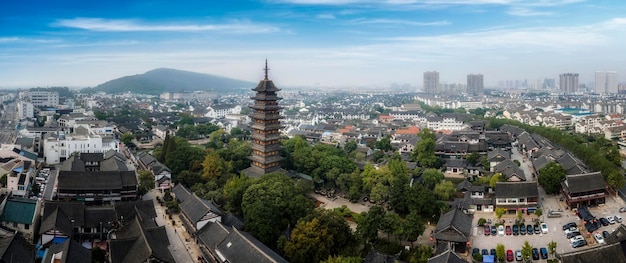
[43,168,58,201]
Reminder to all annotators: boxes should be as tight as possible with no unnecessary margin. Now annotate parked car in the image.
[491,225,497,236]
[490,248,496,255]
[565,226,580,235]
[620,207,626,213]
[616,215,623,223]
[567,231,582,239]
[533,224,541,234]
[526,224,534,235]
[484,226,491,236]
[563,222,577,230]
[532,248,540,260]
[512,224,519,235]
[600,217,610,226]
[473,248,480,255]
[482,249,489,255]
[603,230,611,238]
[572,239,587,248]
[608,216,616,224]
[506,225,512,235]
[570,235,584,244]
[515,250,522,261]
[520,224,526,235]
[594,232,606,244]
[498,225,505,236]
[506,250,514,262]
[540,247,548,259]
[540,223,548,234]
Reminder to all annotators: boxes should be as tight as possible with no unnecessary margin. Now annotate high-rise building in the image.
[29,89,59,107]
[595,71,618,94]
[423,71,439,94]
[246,61,284,177]
[467,74,484,95]
[559,73,579,94]
[542,78,555,89]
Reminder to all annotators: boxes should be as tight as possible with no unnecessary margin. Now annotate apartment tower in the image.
[559,73,579,95]
[423,71,439,94]
[595,71,618,95]
[467,74,484,95]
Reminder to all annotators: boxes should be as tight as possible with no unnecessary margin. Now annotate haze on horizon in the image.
[1,0,625,89]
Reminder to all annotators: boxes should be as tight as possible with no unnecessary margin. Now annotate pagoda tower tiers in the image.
[245,60,284,177]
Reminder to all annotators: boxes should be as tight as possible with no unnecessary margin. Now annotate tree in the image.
[380,212,402,241]
[496,243,505,262]
[517,210,523,223]
[223,174,255,214]
[421,169,443,190]
[414,129,438,168]
[408,245,432,263]
[375,136,393,152]
[242,173,314,246]
[495,208,506,220]
[122,132,135,146]
[521,241,532,263]
[548,241,557,259]
[138,170,155,195]
[202,152,231,180]
[433,180,456,200]
[535,208,543,220]
[538,162,566,194]
[467,152,479,166]
[404,211,425,246]
[283,209,357,263]
[489,173,505,189]
[344,140,357,153]
[177,170,202,187]
[356,205,386,244]
[321,256,362,263]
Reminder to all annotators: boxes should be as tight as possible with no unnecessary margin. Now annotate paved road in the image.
[144,191,199,263]
[43,168,58,201]
[511,144,535,181]
[309,193,371,214]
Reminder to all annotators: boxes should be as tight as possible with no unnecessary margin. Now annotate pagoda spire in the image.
[264,59,269,80]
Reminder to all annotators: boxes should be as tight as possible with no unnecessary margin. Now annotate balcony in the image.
[250,113,283,120]
[250,143,282,152]
[251,133,281,141]
[250,123,284,131]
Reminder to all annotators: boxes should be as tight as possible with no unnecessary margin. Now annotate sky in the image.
[1,0,626,89]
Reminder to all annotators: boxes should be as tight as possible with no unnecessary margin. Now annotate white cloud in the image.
[348,18,450,26]
[0,37,20,43]
[316,13,336,19]
[52,18,280,33]
[507,7,552,16]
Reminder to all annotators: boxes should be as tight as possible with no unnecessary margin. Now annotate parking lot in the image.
[468,189,626,262]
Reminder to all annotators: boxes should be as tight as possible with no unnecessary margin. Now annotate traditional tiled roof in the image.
[433,209,472,242]
[428,249,468,263]
[495,182,538,198]
[561,172,606,194]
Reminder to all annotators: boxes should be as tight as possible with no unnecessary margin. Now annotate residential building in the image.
[595,71,618,94]
[424,71,440,94]
[43,125,120,164]
[204,104,242,118]
[17,100,34,119]
[172,185,223,234]
[433,209,472,254]
[494,182,539,214]
[467,74,484,95]
[28,89,59,107]
[0,197,40,243]
[559,73,579,95]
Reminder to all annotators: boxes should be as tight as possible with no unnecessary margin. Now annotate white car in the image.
[615,215,623,223]
[594,232,606,244]
[565,227,580,235]
[498,225,505,236]
[607,216,616,224]
[540,223,548,234]
[570,235,584,244]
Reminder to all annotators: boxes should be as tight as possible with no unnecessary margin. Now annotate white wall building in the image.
[43,126,120,164]
[204,104,242,118]
[29,90,59,107]
[17,101,34,119]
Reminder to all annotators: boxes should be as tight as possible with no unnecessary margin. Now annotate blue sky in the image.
[1,0,625,88]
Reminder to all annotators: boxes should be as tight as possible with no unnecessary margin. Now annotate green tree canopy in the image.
[413,129,438,168]
[421,169,443,190]
[433,180,456,200]
[242,173,314,246]
[121,132,135,145]
[538,162,566,194]
[138,170,154,195]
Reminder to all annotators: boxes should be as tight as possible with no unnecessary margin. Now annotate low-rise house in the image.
[487,149,510,172]
[433,209,472,253]
[0,197,40,243]
[454,181,493,214]
[495,182,539,214]
[493,159,526,181]
[561,172,607,208]
[0,231,36,263]
[172,185,224,235]
[196,221,288,263]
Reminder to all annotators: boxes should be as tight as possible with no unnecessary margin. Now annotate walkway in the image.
[309,193,371,214]
[145,190,202,263]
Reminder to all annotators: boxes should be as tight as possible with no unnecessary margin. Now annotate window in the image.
[25,224,29,230]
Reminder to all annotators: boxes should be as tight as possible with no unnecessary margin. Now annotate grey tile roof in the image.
[428,249,468,263]
[493,159,526,181]
[562,172,606,194]
[558,242,626,263]
[434,209,472,242]
[495,182,538,198]
[0,233,35,263]
[57,171,137,190]
[487,149,510,161]
[215,228,289,263]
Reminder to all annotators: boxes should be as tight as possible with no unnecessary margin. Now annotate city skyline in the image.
[1,0,626,88]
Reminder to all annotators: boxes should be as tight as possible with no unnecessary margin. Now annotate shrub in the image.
[478,218,487,227]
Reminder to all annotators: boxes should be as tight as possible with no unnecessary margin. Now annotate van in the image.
[547,211,563,218]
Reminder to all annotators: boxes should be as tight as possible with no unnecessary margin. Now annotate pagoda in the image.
[245,60,284,177]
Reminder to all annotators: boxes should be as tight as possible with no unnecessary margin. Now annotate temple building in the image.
[244,61,284,177]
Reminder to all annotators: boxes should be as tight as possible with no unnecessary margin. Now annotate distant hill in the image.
[84,68,255,95]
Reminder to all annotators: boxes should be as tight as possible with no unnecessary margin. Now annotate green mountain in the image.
[85,68,255,95]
